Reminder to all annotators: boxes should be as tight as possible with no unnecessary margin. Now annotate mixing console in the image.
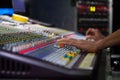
[0,15,100,79]
[0,23,96,69]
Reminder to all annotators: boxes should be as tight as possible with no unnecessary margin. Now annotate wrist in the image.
[95,39,105,52]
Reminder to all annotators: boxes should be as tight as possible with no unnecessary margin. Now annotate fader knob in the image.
[67,52,76,57]
[58,42,65,48]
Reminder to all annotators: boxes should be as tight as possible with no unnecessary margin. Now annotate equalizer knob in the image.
[48,33,55,38]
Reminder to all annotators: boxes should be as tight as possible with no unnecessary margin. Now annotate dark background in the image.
[29,0,77,31]
[0,0,12,8]
[111,0,120,54]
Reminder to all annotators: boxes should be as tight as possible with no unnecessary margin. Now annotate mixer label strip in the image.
[78,53,95,69]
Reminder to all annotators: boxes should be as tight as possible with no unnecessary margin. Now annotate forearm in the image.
[96,29,120,50]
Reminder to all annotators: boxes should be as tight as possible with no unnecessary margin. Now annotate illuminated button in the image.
[90,6,96,12]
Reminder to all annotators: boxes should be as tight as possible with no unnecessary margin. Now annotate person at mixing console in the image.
[59,28,120,53]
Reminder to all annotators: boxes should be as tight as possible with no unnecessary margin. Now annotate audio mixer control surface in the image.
[0,15,100,80]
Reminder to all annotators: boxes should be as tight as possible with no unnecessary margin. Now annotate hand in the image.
[86,28,105,41]
[58,38,100,53]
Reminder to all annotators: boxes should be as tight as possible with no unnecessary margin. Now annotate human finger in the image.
[58,38,80,47]
[86,28,95,36]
